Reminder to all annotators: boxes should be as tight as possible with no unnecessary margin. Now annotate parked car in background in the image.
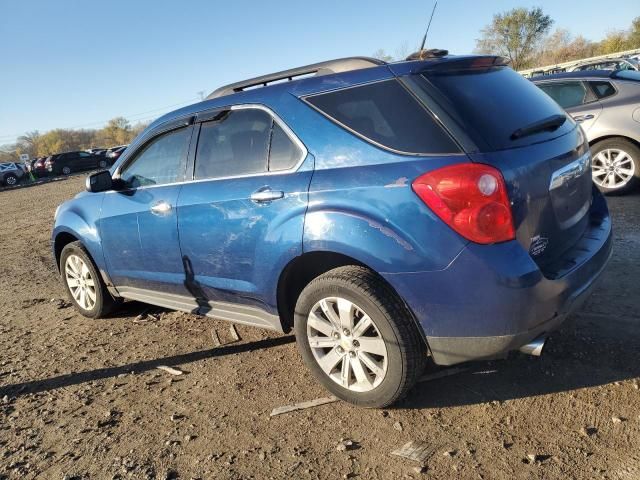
[533,70,640,194]
[568,57,639,72]
[0,162,26,186]
[45,150,109,175]
[53,54,611,407]
[32,157,48,177]
[105,145,127,162]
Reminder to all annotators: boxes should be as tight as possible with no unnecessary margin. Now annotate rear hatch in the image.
[402,59,593,271]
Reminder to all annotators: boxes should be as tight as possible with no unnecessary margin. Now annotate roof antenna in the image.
[417,1,438,59]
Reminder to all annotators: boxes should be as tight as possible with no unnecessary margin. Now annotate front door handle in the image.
[573,114,595,122]
[251,188,284,203]
[150,201,172,215]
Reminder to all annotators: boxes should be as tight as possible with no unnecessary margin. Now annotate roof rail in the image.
[206,57,386,100]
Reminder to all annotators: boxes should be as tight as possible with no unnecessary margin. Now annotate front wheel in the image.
[60,241,119,318]
[4,173,18,186]
[61,166,72,175]
[98,160,107,168]
[591,138,640,194]
[294,266,427,408]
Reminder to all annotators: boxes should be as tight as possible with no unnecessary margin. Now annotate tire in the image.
[591,138,640,195]
[61,166,72,175]
[98,160,107,168]
[4,173,18,186]
[294,266,427,408]
[60,241,119,318]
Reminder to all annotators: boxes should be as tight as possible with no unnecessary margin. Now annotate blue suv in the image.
[52,54,612,407]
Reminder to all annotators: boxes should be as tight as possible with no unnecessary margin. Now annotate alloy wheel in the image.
[592,148,635,189]
[5,175,16,185]
[306,297,388,392]
[65,254,96,310]
[62,166,71,175]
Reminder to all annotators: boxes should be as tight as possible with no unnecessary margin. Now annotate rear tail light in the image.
[412,163,515,244]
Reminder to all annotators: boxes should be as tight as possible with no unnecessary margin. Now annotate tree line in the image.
[374,10,640,72]
[0,117,148,163]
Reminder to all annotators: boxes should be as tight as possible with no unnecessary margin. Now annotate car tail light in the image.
[412,163,515,244]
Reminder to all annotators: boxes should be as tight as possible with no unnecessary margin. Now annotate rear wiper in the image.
[510,114,567,140]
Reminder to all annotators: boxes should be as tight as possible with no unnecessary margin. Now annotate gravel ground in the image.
[0,176,638,480]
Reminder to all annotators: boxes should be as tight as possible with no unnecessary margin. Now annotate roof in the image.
[530,70,614,82]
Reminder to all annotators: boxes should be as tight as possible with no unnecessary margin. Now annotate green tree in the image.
[475,7,553,70]
[628,16,640,48]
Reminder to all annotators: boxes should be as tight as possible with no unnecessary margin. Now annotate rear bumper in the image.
[383,191,612,366]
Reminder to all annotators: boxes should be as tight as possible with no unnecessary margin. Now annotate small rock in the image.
[184,435,196,442]
[580,426,597,436]
[413,465,427,474]
[170,414,183,422]
[612,416,625,424]
[336,440,354,452]
[258,451,266,461]
[443,449,457,457]
[393,421,403,431]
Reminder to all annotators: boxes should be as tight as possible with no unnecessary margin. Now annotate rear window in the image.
[304,79,460,155]
[420,67,574,151]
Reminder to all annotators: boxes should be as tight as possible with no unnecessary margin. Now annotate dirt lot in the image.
[1,176,639,480]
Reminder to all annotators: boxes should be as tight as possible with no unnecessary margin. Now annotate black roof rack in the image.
[206,56,386,100]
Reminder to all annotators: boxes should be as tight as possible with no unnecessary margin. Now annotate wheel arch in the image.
[276,251,428,349]
[589,134,640,150]
[53,231,80,271]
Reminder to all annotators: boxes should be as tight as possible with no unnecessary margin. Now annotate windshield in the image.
[416,66,575,152]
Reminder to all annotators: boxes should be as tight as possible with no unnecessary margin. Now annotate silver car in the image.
[0,162,26,186]
[533,70,640,194]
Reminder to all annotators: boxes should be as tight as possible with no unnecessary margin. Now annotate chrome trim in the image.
[549,152,591,190]
[105,104,308,194]
[519,336,546,356]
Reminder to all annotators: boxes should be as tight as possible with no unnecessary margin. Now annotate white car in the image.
[0,162,26,186]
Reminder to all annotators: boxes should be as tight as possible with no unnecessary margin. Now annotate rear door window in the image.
[538,82,588,109]
[194,109,271,180]
[304,79,460,155]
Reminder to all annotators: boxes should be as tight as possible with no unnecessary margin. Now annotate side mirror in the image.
[86,170,113,193]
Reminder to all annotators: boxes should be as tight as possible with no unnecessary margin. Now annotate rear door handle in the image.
[250,188,284,203]
[572,114,595,122]
[150,201,172,215]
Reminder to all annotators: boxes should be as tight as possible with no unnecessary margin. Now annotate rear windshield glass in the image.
[420,67,574,151]
[304,79,460,155]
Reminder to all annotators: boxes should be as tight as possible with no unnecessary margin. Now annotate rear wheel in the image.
[60,241,118,318]
[4,173,18,186]
[591,138,639,194]
[294,266,427,408]
[98,160,107,168]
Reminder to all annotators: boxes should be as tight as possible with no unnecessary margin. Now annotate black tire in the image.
[591,138,640,195]
[61,166,72,175]
[98,160,107,169]
[294,266,427,408]
[4,173,18,186]
[59,241,119,318]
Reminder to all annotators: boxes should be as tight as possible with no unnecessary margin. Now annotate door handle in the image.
[572,114,595,122]
[250,188,284,203]
[150,201,172,215]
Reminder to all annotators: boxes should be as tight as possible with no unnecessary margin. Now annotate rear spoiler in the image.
[419,55,510,72]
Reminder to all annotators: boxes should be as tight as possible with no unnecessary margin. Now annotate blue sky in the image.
[1,0,638,145]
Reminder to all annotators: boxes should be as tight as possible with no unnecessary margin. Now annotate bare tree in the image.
[475,7,553,70]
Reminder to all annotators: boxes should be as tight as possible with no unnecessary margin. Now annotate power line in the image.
[0,96,201,143]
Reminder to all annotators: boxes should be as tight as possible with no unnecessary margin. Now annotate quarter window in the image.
[538,82,587,109]
[120,127,191,187]
[304,79,459,154]
[590,81,616,99]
